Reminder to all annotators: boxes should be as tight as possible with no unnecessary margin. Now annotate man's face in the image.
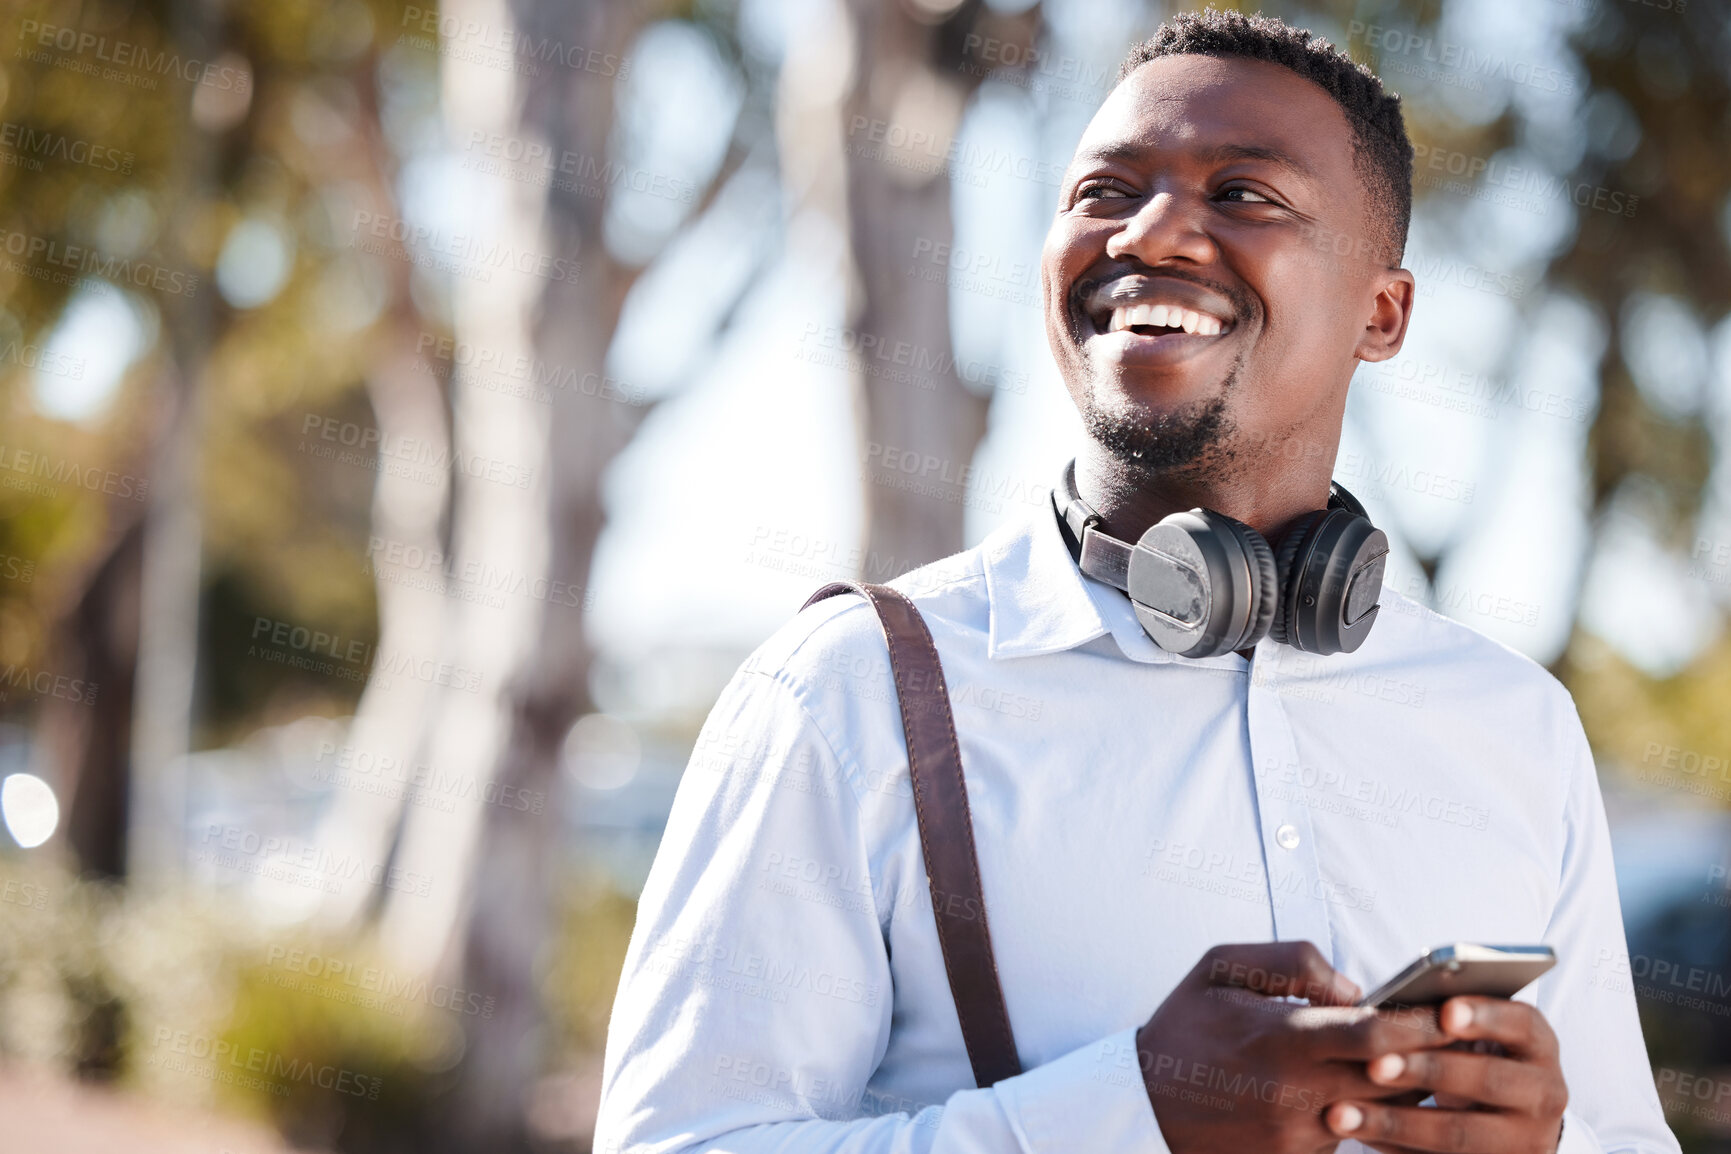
[1041,54,1408,477]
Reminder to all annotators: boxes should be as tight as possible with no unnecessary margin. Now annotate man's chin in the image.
[1079,389,1234,475]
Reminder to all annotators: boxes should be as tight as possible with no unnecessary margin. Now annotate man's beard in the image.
[1077,356,1244,478]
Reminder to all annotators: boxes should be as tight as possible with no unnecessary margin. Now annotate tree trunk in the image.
[39,517,144,878]
[844,0,992,570]
[422,0,650,1147]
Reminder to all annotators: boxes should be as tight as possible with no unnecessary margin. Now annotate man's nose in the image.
[1104,190,1218,266]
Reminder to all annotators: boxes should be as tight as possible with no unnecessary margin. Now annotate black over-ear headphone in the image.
[1054,460,1389,658]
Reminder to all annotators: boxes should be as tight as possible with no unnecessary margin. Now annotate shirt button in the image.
[1275,823,1301,850]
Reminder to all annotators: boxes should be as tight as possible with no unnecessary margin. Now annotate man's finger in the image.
[1437,997,1560,1061]
[1326,1100,1524,1152]
[1294,1003,1450,1059]
[1194,941,1361,1005]
[1364,1049,1561,1112]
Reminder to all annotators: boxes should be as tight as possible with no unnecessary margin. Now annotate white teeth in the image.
[1105,302,1227,335]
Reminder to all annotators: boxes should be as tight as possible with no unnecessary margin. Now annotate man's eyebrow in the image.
[1071,140,1319,182]
[1202,143,1317,179]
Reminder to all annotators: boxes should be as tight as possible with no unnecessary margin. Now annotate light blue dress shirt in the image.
[594,498,1679,1154]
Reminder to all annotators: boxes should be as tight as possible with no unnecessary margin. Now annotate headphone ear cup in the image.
[1125,510,1276,657]
[1204,512,1287,650]
[1271,510,1327,647]
[1215,515,1277,650]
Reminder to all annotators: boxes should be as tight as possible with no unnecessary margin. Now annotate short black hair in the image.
[1119,9,1413,267]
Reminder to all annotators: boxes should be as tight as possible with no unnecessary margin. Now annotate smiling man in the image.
[595,11,1677,1154]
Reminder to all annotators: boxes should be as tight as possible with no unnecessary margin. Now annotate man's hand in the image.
[1138,942,1450,1154]
[1323,996,1569,1153]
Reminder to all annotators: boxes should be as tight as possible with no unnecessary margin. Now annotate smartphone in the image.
[1358,943,1557,1009]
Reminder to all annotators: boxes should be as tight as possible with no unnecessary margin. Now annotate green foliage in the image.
[541,873,639,1061]
[0,852,641,1150]
[1568,630,1731,797]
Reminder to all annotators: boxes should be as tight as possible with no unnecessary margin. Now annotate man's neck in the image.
[1073,442,1334,543]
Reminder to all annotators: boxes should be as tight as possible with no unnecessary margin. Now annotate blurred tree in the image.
[338,1,772,1148]
[1543,0,1731,764]
[843,0,1013,570]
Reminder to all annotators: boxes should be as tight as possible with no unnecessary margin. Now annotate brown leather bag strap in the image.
[802,580,1022,1088]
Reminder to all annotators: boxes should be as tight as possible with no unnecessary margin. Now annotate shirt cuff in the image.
[1555,1107,1601,1154]
[995,1028,1172,1154]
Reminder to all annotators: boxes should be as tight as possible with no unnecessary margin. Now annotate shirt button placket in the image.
[1244,647,1335,953]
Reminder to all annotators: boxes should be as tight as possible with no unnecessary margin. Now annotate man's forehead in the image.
[1069,54,1354,177]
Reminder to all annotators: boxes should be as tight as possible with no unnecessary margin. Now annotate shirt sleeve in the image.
[1535,701,1680,1154]
[592,659,1170,1154]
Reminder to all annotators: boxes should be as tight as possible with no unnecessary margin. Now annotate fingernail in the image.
[1335,1104,1364,1133]
[1447,1001,1474,1031]
[1369,1053,1404,1082]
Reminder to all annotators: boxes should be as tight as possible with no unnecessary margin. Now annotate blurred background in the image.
[0,0,1728,1149]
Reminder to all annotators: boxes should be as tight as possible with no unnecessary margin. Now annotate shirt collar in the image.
[980,491,1174,664]
[981,489,1257,671]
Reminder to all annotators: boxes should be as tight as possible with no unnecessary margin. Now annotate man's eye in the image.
[1076,183,1130,202]
[1220,186,1274,204]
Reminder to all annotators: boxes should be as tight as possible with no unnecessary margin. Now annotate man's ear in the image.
[1354,268,1416,364]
